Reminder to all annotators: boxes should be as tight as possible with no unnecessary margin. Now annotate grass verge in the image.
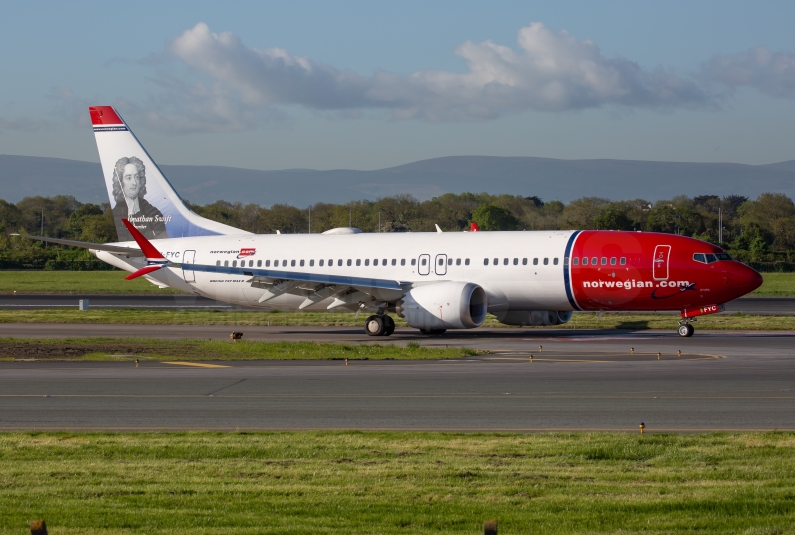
[0,337,476,361]
[1,308,794,330]
[1,431,794,534]
[1,270,794,296]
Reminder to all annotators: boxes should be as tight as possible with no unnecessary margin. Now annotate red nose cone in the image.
[727,262,763,298]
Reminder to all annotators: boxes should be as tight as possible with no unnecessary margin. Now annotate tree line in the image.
[1,192,794,270]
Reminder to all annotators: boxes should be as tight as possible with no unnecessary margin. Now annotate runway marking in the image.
[484,350,725,362]
[161,361,231,368]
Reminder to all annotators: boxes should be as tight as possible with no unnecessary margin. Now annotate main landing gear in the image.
[364,314,395,337]
[678,319,695,337]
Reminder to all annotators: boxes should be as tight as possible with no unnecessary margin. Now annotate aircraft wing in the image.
[11,234,145,256]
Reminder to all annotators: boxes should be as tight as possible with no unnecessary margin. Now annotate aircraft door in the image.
[435,254,447,275]
[182,250,196,283]
[418,254,430,276]
[653,245,671,280]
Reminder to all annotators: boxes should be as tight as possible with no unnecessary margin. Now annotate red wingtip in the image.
[125,265,164,281]
[470,222,480,232]
[121,219,165,259]
[89,106,124,126]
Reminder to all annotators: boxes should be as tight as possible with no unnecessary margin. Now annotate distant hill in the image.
[2,154,794,206]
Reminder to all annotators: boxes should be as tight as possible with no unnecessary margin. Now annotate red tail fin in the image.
[122,219,165,259]
[470,222,480,232]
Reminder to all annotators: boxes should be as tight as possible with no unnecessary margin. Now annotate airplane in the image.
[15,106,764,338]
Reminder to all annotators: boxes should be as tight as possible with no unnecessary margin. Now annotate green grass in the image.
[1,308,794,330]
[0,337,476,361]
[2,270,795,296]
[1,431,794,534]
[0,270,185,294]
[750,272,795,296]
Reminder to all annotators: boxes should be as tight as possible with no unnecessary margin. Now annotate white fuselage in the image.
[96,230,576,312]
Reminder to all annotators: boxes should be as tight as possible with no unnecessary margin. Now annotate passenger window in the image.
[484,258,489,265]
[300,260,305,267]
[232,260,237,267]
[224,260,229,267]
[494,258,499,265]
[503,258,508,265]
[573,258,578,265]
[216,260,220,266]
[401,259,406,266]
[383,259,387,265]
[592,257,597,265]
[448,258,453,266]
[283,259,287,266]
[257,260,262,267]
[465,259,470,265]
[274,260,279,267]
[392,259,397,266]
[250,260,254,267]
[533,258,538,265]
[347,259,352,266]
[543,258,549,265]
[411,259,416,266]
[582,257,588,265]
[357,259,362,266]
[610,257,616,265]
[438,258,444,266]
[319,259,324,267]
[553,258,559,265]
[291,260,296,267]
[456,258,461,266]
[337,259,342,266]
[705,254,717,263]
[513,258,518,265]
[421,258,427,266]
[620,257,626,265]
[601,257,607,265]
[309,260,314,267]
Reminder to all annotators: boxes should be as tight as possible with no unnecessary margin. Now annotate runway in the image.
[1,294,794,314]
[1,326,793,431]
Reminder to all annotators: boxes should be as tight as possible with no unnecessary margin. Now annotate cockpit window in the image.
[694,252,731,264]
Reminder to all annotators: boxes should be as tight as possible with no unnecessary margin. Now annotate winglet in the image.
[435,224,443,233]
[122,219,165,259]
[470,222,480,232]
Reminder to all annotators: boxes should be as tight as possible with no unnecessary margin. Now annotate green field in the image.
[1,308,794,330]
[0,270,793,296]
[0,337,475,361]
[1,432,793,534]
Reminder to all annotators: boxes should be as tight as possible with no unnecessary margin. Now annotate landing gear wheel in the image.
[383,315,395,336]
[365,315,385,336]
[678,324,694,337]
[419,328,447,335]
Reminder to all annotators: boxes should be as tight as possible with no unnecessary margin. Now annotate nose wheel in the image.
[364,314,395,336]
[678,321,694,337]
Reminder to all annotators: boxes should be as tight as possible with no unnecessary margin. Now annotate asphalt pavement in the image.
[1,326,793,431]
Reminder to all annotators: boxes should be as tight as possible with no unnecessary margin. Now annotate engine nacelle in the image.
[494,310,573,326]
[396,282,488,330]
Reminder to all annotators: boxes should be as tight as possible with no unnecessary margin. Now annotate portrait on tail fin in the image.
[111,156,169,241]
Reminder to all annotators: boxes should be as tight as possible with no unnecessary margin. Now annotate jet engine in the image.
[396,282,488,330]
[494,310,573,326]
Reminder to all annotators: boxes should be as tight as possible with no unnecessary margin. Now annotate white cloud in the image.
[167,22,711,124]
[701,47,795,98]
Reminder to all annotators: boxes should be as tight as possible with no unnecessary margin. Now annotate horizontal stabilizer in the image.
[125,265,165,280]
[11,234,144,256]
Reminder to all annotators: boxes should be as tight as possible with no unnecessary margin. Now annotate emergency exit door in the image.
[653,245,670,280]
[182,250,196,283]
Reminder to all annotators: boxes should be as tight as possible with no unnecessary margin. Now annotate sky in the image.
[1,0,795,170]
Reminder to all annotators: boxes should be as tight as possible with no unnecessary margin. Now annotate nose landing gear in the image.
[364,314,395,336]
[678,319,695,337]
